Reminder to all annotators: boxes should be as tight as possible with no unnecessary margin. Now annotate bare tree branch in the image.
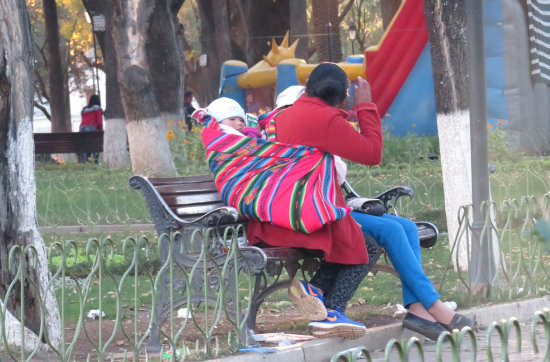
[35,41,49,68]
[34,68,50,103]
[337,0,355,23]
[33,101,51,120]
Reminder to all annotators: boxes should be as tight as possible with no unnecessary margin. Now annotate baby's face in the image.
[220,117,246,132]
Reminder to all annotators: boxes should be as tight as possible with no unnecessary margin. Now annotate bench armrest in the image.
[130,175,239,234]
[373,186,413,215]
[341,181,413,215]
[193,206,240,226]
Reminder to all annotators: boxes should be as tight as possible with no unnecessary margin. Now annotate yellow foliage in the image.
[27,0,94,62]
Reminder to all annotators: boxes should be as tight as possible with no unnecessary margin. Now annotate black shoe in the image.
[441,313,475,332]
[402,313,448,340]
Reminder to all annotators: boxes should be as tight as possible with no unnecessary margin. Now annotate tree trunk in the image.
[148,0,185,121]
[245,0,290,65]
[312,0,343,62]
[42,0,71,132]
[424,0,472,269]
[0,0,61,351]
[102,20,129,168]
[290,0,309,60]
[106,0,176,176]
[381,0,401,30]
[81,0,130,169]
[197,0,232,103]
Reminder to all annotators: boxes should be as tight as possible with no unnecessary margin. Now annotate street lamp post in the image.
[349,23,357,55]
[91,20,100,98]
[85,12,105,98]
[466,0,497,294]
[84,12,96,95]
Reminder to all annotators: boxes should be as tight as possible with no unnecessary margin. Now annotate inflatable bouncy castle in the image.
[219,0,550,152]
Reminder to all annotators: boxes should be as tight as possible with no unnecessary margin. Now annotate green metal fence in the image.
[4,199,550,361]
[440,192,550,301]
[1,228,256,361]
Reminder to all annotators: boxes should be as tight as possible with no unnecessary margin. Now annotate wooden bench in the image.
[129,174,439,349]
[34,131,104,161]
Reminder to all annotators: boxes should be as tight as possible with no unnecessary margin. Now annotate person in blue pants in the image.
[350,211,474,339]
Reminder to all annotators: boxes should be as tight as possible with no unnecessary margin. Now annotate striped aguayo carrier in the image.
[195,109,351,234]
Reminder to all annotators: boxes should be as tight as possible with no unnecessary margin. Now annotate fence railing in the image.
[1,227,257,361]
[440,193,550,301]
[5,193,550,360]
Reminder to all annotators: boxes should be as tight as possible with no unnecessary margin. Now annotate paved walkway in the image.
[220,296,550,362]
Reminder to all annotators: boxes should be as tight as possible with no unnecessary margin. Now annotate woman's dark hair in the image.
[82,94,101,114]
[87,94,101,108]
[306,63,349,106]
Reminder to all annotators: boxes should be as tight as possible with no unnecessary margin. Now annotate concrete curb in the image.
[219,296,550,362]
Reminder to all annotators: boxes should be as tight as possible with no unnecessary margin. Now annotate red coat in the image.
[247,95,383,264]
[80,106,103,130]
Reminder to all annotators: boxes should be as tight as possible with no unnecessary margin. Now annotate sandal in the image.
[441,313,475,332]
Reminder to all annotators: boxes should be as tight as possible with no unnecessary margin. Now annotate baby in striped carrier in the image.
[206,97,263,138]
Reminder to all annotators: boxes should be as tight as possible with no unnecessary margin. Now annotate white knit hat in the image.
[207,97,246,123]
[275,85,305,109]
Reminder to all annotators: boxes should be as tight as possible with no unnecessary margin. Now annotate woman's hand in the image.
[354,77,372,104]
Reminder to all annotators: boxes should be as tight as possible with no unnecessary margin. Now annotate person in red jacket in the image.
[247,64,382,339]
[247,63,473,340]
[79,94,103,163]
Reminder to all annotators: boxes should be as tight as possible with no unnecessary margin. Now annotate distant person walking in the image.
[79,94,103,163]
[184,91,196,131]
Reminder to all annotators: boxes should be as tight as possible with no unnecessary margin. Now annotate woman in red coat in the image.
[247,64,473,340]
[80,94,103,131]
[247,64,382,339]
[79,94,103,163]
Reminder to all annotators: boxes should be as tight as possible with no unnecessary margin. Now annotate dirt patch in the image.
[58,303,403,361]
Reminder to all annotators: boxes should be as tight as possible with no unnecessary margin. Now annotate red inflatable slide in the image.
[365,0,429,116]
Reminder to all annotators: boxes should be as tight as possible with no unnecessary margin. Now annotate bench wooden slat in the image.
[150,175,215,185]
[155,183,218,195]
[34,132,104,154]
[173,203,228,217]
[262,247,322,261]
[163,193,222,206]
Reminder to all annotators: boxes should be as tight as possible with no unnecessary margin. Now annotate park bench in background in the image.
[129,174,438,350]
[34,131,104,162]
